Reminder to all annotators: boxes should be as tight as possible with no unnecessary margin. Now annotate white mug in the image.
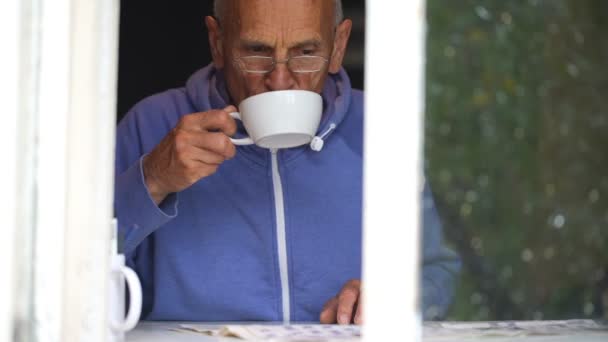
[109,254,142,342]
[230,90,323,149]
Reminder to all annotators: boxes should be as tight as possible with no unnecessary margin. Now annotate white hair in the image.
[214,0,344,27]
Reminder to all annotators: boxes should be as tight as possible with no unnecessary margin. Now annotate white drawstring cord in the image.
[310,123,337,152]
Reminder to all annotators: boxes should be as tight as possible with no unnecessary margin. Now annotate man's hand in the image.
[143,106,238,204]
[320,279,363,325]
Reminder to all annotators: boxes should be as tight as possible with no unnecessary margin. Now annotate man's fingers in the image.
[319,297,338,324]
[336,283,360,325]
[201,107,238,136]
[222,105,238,115]
[187,147,226,166]
[354,294,363,325]
[179,130,236,159]
[169,145,223,180]
[180,107,238,136]
[202,132,236,159]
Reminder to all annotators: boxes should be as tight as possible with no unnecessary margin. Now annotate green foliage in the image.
[426,0,608,320]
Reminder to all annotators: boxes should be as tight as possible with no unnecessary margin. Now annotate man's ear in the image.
[205,16,224,69]
[329,19,353,74]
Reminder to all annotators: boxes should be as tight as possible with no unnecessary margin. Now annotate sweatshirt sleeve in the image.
[114,106,179,257]
[420,182,461,320]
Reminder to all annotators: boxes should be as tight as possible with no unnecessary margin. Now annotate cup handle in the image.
[229,112,254,145]
[112,265,142,332]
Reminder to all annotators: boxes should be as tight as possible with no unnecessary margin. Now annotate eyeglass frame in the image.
[233,55,330,74]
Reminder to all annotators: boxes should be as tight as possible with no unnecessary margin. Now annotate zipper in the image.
[270,149,290,323]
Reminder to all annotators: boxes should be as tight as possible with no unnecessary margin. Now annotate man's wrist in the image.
[142,156,169,205]
[147,181,169,205]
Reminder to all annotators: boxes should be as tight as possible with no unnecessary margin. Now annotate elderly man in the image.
[115,0,459,324]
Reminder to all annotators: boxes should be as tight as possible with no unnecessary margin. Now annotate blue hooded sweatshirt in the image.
[115,65,460,322]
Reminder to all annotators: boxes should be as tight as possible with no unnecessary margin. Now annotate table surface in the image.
[127,320,608,342]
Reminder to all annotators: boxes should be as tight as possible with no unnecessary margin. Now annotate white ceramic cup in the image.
[229,90,323,149]
[109,254,142,342]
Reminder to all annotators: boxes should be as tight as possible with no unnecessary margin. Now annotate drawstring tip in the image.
[310,123,336,152]
[310,137,324,152]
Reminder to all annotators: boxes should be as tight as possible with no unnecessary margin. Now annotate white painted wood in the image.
[1,0,45,340]
[13,0,40,340]
[34,0,71,339]
[61,0,119,340]
[30,0,120,341]
[0,0,21,341]
[362,1,426,341]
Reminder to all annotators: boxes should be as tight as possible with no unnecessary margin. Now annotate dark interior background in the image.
[117,0,365,121]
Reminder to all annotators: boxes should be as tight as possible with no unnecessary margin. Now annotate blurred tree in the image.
[426,0,608,320]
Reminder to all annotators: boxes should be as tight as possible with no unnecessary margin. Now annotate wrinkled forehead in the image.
[224,0,334,42]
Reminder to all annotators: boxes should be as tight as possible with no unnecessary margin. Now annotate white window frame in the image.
[363,1,425,341]
[3,0,424,340]
[0,0,23,340]
[2,0,119,341]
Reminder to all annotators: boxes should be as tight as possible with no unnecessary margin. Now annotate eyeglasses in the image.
[234,55,329,74]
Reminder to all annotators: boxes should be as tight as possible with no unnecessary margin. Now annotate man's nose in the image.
[264,62,296,91]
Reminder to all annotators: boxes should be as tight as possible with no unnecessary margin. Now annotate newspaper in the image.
[176,320,607,341]
[178,324,360,341]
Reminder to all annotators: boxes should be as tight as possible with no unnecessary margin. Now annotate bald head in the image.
[205,0,352,105]
[214,0,344,27]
